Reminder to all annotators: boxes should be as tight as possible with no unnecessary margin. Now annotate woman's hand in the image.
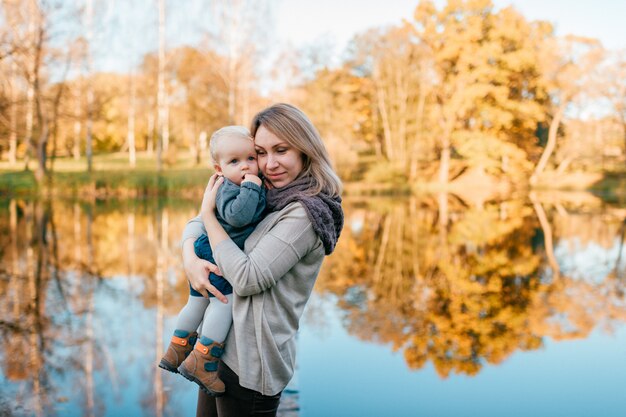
[200,173,224,223]
[182,238,228,303]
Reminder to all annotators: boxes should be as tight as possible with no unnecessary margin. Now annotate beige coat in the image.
[182,202,324,395]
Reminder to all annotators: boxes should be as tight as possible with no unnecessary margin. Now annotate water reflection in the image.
[0,198,192,417]
[0,193,625,416]
[316,193,626,377]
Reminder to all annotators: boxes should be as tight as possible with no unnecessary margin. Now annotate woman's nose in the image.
[266,154,279,168]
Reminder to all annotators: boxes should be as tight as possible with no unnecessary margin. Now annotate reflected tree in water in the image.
[317,195,626,378]
[1,195,624,414]
[0,198,194,416]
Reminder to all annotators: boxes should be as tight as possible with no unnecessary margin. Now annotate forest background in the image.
[1,0,626,199]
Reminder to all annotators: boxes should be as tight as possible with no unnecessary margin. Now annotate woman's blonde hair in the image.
[250,103,343,197]
[209,125,252,163]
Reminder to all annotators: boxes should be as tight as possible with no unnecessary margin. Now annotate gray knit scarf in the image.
[265,176,343,255]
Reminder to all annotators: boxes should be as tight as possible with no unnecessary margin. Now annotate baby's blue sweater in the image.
[215,178,266,248]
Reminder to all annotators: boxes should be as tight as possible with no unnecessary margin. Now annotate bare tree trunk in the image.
[85,291,95,417]
[164,101,170,153]
[9,60,18,165]
[189,123,198,164]
[375,76,393,161]
[10,199,18,278]
[438,135,451,185]
[32,19,48,182]
[73,81,82,160]
[35,103,49,182]
[154,208,168,417]
[147,112,154,155]
[555,156,573,174]
[198,130,207,165]
[23,0,37,171]
[437,191,449,266]
[614,218,626,279]
[49,58,70,174]
[531,103,566,185]
[372,214,392,284]
[242,63,251,125]
[85,0,94,172]
[437,113,456,185]
[409,88,427,181]
[530,192,560,280]
[127,211,135,275]
[74,202,82,266]
[156,0,167,170]
[127,71,137,168]
[24,69,35,170]
[226,5,240,125]
[395,68,408,170]
[620,114,626,164]
[228,73,236,124]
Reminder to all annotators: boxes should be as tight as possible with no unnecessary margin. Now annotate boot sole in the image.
[178,365,225,397]
[158,359,180,374]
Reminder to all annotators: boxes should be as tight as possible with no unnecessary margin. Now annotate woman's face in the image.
[254,125,304,188]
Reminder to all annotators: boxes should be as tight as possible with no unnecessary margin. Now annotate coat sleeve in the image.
[180,214,206,245]
[216,182,264,228]
[213,204,320,296]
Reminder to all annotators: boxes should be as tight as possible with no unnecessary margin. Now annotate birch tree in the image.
[530,36,603,184]
[204,0,270,124]
[84,0,94,172]
[156,0,167,171]
[601,50,626,160]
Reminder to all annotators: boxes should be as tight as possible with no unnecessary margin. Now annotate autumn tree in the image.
[530,35,603,184]
[347,26,436,181]
[601,50,626,160]
[200,0,271,125]
[295,65,366,180]
[410,0,549,185]
[170,46,229,164]
[1,0,77,180]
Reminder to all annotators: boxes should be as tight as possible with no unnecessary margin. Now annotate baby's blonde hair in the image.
[209,125,253,163]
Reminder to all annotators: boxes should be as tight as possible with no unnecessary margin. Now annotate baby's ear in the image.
[214,164,222,173]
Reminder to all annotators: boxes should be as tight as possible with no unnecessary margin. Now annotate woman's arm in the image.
[181,214,205,243]
[201,174,320,297]
[180,192,227,302]
[180,237,227,302]
[211,205,319,296]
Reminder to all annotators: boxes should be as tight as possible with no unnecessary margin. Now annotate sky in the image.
[87,0,626,78]
[275,0,626,54]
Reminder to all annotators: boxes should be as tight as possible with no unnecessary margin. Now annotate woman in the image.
[181,103,344,416]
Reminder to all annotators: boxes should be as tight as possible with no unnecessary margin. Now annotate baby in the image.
[159,126,266,396]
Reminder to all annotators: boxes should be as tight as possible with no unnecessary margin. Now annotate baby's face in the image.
[214,135,259,185]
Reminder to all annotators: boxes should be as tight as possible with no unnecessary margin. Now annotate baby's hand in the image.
[242,174,262,186]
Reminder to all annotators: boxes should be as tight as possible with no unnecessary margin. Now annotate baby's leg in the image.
[200,293,234,342]
[176,294,210,332]
[159,294,209,373]
[179,294,233,395]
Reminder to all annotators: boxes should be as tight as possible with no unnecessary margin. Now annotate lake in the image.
[1,192,625,417]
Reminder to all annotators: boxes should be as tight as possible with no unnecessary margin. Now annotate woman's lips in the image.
[267,172,285,179]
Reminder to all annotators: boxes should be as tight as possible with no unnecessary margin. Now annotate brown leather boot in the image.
[158,330,198,374]
[178,337,225,396]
